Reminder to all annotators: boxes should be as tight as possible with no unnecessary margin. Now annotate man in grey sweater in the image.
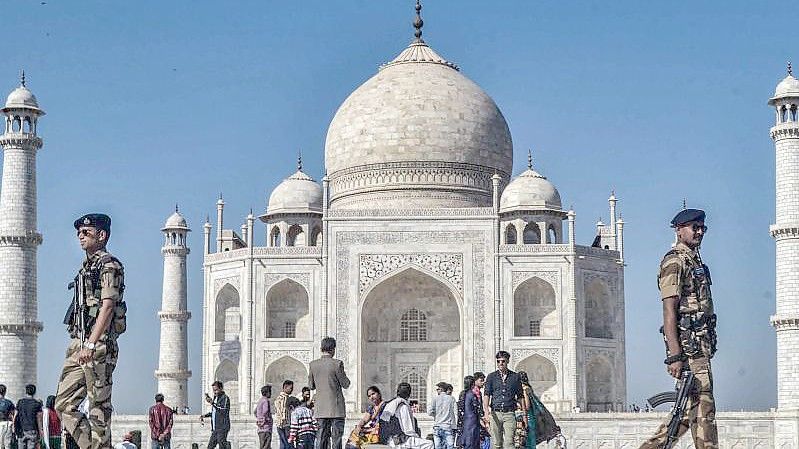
[428,382,457,449]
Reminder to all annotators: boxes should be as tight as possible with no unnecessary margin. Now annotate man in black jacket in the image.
[200,381,231,449]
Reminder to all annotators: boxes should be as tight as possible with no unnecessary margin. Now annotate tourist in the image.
[15,384,42,449]
[346,386,385,449]
[483,352,524,449]
[289,399,317,449]
[0,384,15,449]
[456,376,483,449]
[301,387,313,409]
[275,380,295,449]
[149,393,174,449]
[200,381,231,449]
[255,385,273,449]
[42,395,62,449]
[113,432,136,449]
[308,337,350,449]
[429,382,456,449]
[378,383,432,449]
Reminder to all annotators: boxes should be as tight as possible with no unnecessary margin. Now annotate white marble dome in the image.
[163,210,189,230]
[266,170,323,216]
[324,40,513,209]
[3,85,42,112]
[774,74,799,98]
[500,167,562,213]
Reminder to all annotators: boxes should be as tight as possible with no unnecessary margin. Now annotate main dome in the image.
[324,39,513,209]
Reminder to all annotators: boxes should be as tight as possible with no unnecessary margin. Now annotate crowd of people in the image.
[0,340,564,449]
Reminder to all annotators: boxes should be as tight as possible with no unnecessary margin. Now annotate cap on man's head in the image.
[436,382,448,390]
[670,208,705,227]
[74,213,111,233]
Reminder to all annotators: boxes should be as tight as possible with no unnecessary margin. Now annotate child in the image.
[288,399,317,449]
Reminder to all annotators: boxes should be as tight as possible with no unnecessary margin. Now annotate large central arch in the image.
[360,267,462,412]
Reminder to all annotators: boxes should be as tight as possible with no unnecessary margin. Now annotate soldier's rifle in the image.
[65,274,87,343]
[647,369,695,449]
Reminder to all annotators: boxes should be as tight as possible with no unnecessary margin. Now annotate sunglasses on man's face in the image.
[496,359,508,364]
[77,229,96,237]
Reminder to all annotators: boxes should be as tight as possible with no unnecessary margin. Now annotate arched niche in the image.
[585,279,613,339]
[286,224,305,247]
[517,354,557,402]
[264,279,310,339]
[523,222,540,244]
[361,268,461,412]
[310,226,322,246]
[214,359,239,413]
[585,357,613,412]
[264,356,308,392]
[270,227,282,247]
[505,223,517,244]
[215,284,240,342]
[513,277,557,337]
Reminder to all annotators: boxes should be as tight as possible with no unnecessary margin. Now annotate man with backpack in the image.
[378,383,433,449]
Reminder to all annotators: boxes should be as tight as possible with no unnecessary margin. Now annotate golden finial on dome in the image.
[413,0,424,43]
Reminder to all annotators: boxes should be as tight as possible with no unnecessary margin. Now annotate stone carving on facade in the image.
[359,253,463,297]
[264,350,312,364]
[336,230,488,365]
[511,271,560,291]
[217,340,241,363]
[512,348,561,366]
[214,276,240,294]
[264,273,311,291]
[582,270,618,296]
[327,208,495,218]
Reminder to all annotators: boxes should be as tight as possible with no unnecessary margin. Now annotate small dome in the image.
[500,168,562,213]
[163,210,190,231]
[266,170,323,216]
[3,85,43,113]
[775,75,799,97]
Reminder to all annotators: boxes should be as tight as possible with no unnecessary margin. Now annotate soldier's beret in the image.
[670,208,705,227]
[73,213,111,233]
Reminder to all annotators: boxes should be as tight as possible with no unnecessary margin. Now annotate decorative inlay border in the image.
[511,271,559,291]
[214,276,240,293]
[771,315,799,330]
[0,322,43,335]
[770,224,799,239]
[264,350,312,364]
[327,208,495,218]
[264,273,311,291]
[0,232,42,247]
[359,253,463,296]
[513,348,560,367]
[158,311,192,321]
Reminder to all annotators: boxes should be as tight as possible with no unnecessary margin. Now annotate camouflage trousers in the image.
[639,357,718,449]
[55,338,118,449]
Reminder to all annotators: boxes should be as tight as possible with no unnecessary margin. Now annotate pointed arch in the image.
[264,278,310,339]
[523,222,540,244]
[264,356,307,392]
[215,284,240,342]
[270,226,282,247]
[505,223,517,244]
[585,279,613,339]
[286,224,304,247]
[586,357,613,411]
[214,359,239,413]
[516,354,557,402]
[513,276,557,337]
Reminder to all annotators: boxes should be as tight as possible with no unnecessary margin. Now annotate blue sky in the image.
[0,1,790,413]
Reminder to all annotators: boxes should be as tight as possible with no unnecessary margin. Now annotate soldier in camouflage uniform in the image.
[639,208,717,449]
[55,214,126,449]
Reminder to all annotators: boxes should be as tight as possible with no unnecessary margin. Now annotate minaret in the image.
[769,63,799,410]
[0,73,44,399]
[155,206,192,412]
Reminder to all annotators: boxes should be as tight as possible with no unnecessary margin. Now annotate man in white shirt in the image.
[379,383,433,449]
[428,383,456,449]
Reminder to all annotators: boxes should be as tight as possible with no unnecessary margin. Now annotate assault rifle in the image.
[64,275,87,343]
[647,369,695,449]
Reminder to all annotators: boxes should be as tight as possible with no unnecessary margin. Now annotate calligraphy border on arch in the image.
[264,272,311,292]
[336,230,488,365]
[358,253,463,298]
[264,349,312,365]
[511,271,560,291]
[512,348,561,367]
[213,275,240,294]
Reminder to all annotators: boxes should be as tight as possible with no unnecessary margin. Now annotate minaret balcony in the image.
[0,134,42,148]
[154,369,192,379]
[158,311,192,321]
[770,123,799,140]
[770,224,799,240]
[771,314,799,330]
[0,321,43,335]
[0,231,43,247]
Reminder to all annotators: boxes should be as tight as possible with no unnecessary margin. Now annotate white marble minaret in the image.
[0,73,44,399]
[155,207,192,411]
[769,63,799,410]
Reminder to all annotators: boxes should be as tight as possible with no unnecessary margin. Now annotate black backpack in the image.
[378,399,410,445]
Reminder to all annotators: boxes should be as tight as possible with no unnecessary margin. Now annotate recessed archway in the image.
[264,279,310,339]
[360,267,461,412]
[585,357,613,412]
[513,277,557,337]
[215,284,240,342]
[516,354,557,402]
[264,356,308,392]
[214,359,239,413]
[585,279,613,339]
